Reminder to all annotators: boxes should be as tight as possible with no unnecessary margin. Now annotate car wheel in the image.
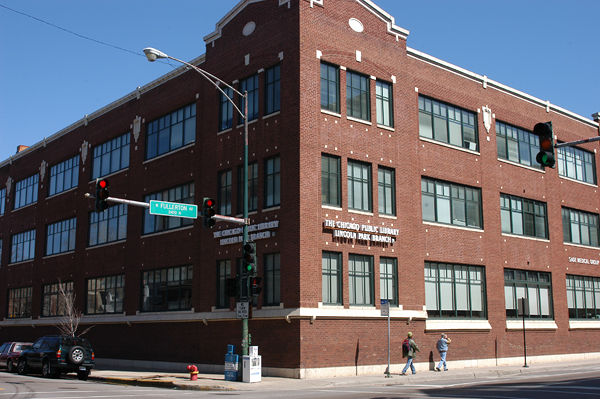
[7,360,14,373]
[41,360,56,378]
[77,369,90,381]
[17,359,28,375]
[69,346,85,365]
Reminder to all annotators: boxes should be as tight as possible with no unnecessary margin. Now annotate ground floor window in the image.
[42,281,73,317]
[141,265,193,312]
[8,287,32,319]
[86,275,125,315]
[425,262,486,318]
[504,268,553,319]
[566,274,600,319]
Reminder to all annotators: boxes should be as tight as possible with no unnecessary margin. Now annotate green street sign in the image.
[149,200,198,219]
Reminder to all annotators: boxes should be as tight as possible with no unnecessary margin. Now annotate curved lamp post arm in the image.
[143,47,247,119]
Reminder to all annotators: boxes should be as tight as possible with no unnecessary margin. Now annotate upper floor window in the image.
[146,103,196,160]
[418,96,477,151]
[321,154,341,207]
[375,80,393,127]
[264,253,281,306]
[14,174,39,210]
[240,74,259,121]
[504,268,553,319]
[557,146,596,185]
[425,262,486,318]
[216,260,232,309]
[496,121,540,168]
[219,87,234,131]
[421,177,482,228]
[237,162,258,214]
[86,274,125,315]
[7,287,32,319]
[346,70,370,121]
[141,265,193,312]
[264,156,280,208]
[566,274,600,320]
[42,281,73,317]
[11,229,36,263]
[0,187,5,215]
[349,254,374,306]
[378,166,395,216]
[218,170,232,216]
[92,132,130,179]
[500,194,547,239]
[348,160,372,212]
[265,64,281,115]
[143,183,194,234]
[380,257,398,306]
[562,207,599,247]
[322,251,342,305]
[89,204,127,246]
[49,155,79,196]
[320,62,340,113]
[46,217,76,256]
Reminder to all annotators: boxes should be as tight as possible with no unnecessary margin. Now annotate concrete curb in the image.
[89,375,235,391]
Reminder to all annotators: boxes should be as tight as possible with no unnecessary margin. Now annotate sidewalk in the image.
[88,359,599,392]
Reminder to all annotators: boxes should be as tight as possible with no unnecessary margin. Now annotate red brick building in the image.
[1,0,599,378]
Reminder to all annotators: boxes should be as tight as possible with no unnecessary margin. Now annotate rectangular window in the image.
[349,254,374,306]
[321,154,341,207]
[380,257,398,305]
[421,177,482,228]
[264,64,281,115]
[504,269,553,319]
[0,187,5,215]
[10,229,36,263]
[322,251,342,305]
[378,166,395,216]
[376,80,393,127]
[264,253,280,306]
[346,70,370,121]
[566,274,600,319]
[143,183,194,234]
[7,287,32,319]
[496,121,540,168]
[320,62,340,113]
[237,162,258,213]
[500,194,547,239]
[218,170,232,216]
[92,132,130,179]
[418,95,478,151]
[89,204,127,246]
[425,262,486,318]
[49,155,79,196]
[42,281,73,317]
[557,145,597,185]
[219,87,234,131]
[264,156,280,208]
[14,174,39,210]
[86,274,125,315]
[141,265,193,312]
[562,207,599,247]
[216,260,232,309]
[46,217,76,256]
[348,160,372,212]
[240,74,259,121]
[146,104,195,160]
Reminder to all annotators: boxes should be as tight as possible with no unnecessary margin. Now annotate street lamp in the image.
[144,47,251,356]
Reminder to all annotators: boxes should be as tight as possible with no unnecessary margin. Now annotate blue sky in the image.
[1,0,598,163]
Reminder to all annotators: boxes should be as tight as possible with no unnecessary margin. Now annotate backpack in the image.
[402,338,410,355]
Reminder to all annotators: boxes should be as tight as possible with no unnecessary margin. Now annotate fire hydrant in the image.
[186,364,199,381]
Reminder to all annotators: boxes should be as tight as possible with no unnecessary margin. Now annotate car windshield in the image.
[14,344,29,352]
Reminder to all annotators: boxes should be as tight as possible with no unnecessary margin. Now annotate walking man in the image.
[435,333,451,371]
[401,332,420,375]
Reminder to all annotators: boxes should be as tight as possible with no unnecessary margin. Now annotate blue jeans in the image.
[402,357,416,374]
[437,351,448,370]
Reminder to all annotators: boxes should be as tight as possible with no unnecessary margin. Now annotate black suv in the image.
[17,335,94,380]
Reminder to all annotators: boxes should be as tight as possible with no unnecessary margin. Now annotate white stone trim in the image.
[506,320,558,330]
[426,319,492,331]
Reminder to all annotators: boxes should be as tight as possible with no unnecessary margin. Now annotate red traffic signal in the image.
[202,197,216,228]
[534,122,555,168]
[95,179,110,212]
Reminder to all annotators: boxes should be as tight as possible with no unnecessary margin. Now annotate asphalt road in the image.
[1,369,600,399]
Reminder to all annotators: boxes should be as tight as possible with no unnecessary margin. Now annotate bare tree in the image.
[56,280,93,337]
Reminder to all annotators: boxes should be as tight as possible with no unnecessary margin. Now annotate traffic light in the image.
[242,241,257,276]
[250,276,262,297]
[202,197,216,228]
[95,178,110,212]
[534,122,555,168]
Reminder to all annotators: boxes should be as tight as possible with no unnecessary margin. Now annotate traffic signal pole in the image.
[242,90,250,356]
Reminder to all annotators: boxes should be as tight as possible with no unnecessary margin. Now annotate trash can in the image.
[224,345,239,381]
